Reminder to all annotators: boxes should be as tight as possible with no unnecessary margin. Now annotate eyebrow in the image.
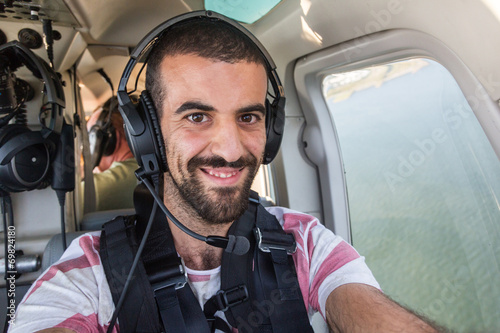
[175,101,266,115]
[175,101,215,114]
[238,103,266,116]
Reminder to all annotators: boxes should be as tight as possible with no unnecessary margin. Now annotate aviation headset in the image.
[117,10,286,178]
[88,98,118,169]
[0,41,65,192]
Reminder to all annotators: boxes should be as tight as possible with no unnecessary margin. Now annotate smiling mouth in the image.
[201,167,244,179]
[207,170,237,178]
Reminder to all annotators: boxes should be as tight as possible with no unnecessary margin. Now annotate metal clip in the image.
[254,227,297,254]
[151,257,188,292]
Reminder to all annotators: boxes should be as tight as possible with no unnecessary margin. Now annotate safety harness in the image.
[100,185,313,333]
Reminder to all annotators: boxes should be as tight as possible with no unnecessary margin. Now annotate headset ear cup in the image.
[263,99,285,164]
[102,126,116,156]
[0,125,50,192]
[0,126,12,193]
[141,90,168,172]
[89,107,118,169]
[96,106,117,158]
[88,124,106,168]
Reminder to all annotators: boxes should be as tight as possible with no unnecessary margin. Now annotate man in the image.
[82,97,138,211]
[11,13,443,333]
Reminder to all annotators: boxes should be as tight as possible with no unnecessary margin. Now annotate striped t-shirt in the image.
[9,207,379,332]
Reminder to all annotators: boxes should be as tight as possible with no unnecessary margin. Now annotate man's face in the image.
[159,54,268,224]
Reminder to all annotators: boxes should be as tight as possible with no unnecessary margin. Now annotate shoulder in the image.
[95,158,138,185]
[265,207,380,317]
[12,231,112,332]
[56,231,102,263]
[265,206,347,262]
[40,231,103,280]
[265,206,323,233]
[110,158,138,170]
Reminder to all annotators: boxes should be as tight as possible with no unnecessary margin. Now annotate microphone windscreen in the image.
[225,235,250,255]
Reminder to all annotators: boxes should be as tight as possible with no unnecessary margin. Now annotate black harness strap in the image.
[149,254,188,333]
[101,184,210,333]
[134,184,210,333]
[100,215,163,333]
[253,205,313,333]
[154,287,185,333]
[219,192,259,331]
[219,192,314,333]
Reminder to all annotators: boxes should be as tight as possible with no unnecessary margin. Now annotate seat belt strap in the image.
[100,215,163,333]
[220,191,312,332]
[269,249,301,301]
[155,287,186,333]
[253,205,314,333]
[144,246,211,333]
[219,192,258,330]
[101,184,210,332]
[177,286,212,332]
[79,97,96,214]
[212,316,233,333]
[134,183,210,333]
[254,207,301,301]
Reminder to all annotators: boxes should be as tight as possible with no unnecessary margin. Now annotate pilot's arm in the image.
[325,283,441,332]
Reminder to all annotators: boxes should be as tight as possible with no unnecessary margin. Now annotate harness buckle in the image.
[254,227,297,254]
[216,284,249,312]
[149,257,188,292]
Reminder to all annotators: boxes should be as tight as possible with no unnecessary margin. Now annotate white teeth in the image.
[208,170,237,178]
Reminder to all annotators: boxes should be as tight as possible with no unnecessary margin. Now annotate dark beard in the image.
[169,155,259,224]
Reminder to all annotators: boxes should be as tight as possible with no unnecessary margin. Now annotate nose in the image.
[210,119,245,163]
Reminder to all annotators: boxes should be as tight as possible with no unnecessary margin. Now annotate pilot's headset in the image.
[0,41,65,192]
[116,10,286,179]
[88,95,139,169]
[88,97,118,169]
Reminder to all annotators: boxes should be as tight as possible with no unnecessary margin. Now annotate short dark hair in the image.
[145,18,267,114]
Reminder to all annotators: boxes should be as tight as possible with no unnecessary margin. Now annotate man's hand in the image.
[325,283,445,332]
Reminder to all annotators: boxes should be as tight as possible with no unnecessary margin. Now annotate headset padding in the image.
[140,90,168,172]
[0,125,50,192]
[88,109,117,168]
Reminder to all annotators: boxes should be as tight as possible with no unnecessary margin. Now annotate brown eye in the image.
[240,114,256,123]
[188,113,207,123]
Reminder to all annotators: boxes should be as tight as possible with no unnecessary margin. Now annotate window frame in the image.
[293,28,500,242]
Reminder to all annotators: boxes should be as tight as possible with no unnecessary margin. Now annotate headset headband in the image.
[117,10,284,136]
[0,41,65,135]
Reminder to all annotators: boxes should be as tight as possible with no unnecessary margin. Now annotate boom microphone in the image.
[139,174,250,255]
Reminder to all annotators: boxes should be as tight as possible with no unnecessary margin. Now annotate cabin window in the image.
[322,58,500,332]
[251,165,276,206]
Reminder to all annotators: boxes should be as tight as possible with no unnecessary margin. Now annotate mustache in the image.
[187,155,258,173]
